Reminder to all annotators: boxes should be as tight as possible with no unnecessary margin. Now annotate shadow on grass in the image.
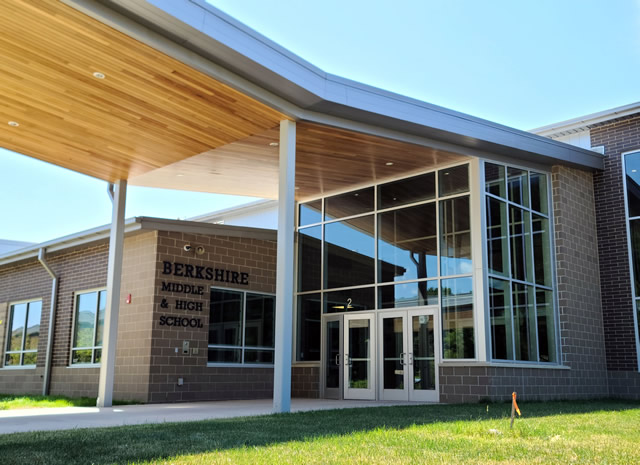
[1,399,639,465]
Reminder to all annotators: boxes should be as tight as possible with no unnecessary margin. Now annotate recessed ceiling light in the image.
[444,172,450,176]
[295,186,300,190]
[385,162,394,166]
[269,142,279,147]
[176,174,184,177]
[8,121,19,127]
[93,72,106,79]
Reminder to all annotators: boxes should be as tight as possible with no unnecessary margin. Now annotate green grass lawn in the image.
[0,394,98,410]
[1,400,639,464]
[0,394,136,410]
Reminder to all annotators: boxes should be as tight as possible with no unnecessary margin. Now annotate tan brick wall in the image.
[114,231,158,402]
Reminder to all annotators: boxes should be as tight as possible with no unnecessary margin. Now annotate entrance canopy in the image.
[0,0,602,202]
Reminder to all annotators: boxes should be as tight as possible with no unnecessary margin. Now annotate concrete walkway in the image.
[0,398,425,434]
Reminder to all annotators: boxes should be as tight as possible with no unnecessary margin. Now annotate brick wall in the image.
[113,232,158,402]
[0,242,109,396]
[592,114,640,372]
[146,230,278,403]
[292,366,320,398]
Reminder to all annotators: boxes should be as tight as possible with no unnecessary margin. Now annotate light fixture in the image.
[8,121,19,127]
[92,72,106,79]
[385,162,394,166]
[176,174,184,177]
[295,186,300,190]
[269,142,279,147]
[444,172,450,176]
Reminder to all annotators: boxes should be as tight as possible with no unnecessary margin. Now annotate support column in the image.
[97,179,127,408]
[273,120,296,413]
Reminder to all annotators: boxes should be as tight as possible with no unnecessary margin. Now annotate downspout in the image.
[38,248,58,396]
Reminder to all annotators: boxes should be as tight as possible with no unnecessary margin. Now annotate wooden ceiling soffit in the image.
[130,121,469,201]
[0,1,286,182]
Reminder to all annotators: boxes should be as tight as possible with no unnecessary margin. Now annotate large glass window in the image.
[295,162,473,362]
[624,151,640,368]
[208,288,275,365]
[441,277,474,358]
[4,300,41,367]
[71,290,106,365]
[484,162,556,363]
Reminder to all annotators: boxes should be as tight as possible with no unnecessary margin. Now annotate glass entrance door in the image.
[343,313,376,400]
[321,314,343,399]
[378,308,439,402]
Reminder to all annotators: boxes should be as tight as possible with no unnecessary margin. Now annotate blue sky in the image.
[1,0,638,243]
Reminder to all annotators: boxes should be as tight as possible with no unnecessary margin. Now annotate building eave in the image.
[65,0,604,171]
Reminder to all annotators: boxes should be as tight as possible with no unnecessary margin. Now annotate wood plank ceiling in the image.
[0,0,286,181]
[131,122,469,201]
[0,1,468,201]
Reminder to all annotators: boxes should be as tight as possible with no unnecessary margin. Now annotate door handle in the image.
[335,354,341,366]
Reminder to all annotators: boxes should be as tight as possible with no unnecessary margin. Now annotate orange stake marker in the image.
[512,392,521,416]
[510,392,521,429]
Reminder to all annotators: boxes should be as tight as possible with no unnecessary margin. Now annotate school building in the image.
[0,1,638,408]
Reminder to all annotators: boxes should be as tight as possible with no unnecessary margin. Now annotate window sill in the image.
[206,363,274,368]
[293,361,321,367]
[1,365,37,370]
[67,364,101,369]
[440,361,570,370]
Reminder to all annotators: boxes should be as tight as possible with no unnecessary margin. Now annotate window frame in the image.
[3,298,42,369]
[480,160,561,366]
[294,160,477,363]
[621,149,640,372]
[69,287,106,366]
[207,286,276,368]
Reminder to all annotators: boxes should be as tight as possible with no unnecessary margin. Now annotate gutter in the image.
[38,248,58,396]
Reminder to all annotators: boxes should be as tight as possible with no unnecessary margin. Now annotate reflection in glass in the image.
[325,187,374,221]
[486,197,509,277]
[413,314,435,390]
[298,226,321,292]
[378,203,437,283]
[379,281,438,309]
[24,301,42,351]
[95,291,106,347]
[631,220,640,297]
[7,303,26,352]
[382,317,404,390]
[207,348,241,364]
[532,215,551,287]
[245,294,275,348]
[74,292,98,348]
[244,349,274,364]
[485,163,506,198]
[509,206,533,283]
[512,283,537,361]
[536,289,556,363]
[325,287,375,313]
[508,167,529,207]
[378,172,435,209]
[441,277,474,359]
[348,319,370,389]
[325,320,340,389]
[440,196,472,276]
[23,352,37,365]
[489,278,513,360]
[296,294,321,361]
[72,349,92,364]
[325,216,375,288]
[208,289,243,346]
[299,199,322,226]
[626,152,640,218]
[530,172,548,214]
[439,164,469,197]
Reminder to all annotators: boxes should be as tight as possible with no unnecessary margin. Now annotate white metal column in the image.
[97,179,127,408]
[273,120,296,413]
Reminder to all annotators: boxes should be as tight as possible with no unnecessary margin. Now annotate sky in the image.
[1,0,639,244]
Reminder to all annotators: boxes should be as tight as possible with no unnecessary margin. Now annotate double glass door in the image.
[379,309,438,402]
[320,308,438,402]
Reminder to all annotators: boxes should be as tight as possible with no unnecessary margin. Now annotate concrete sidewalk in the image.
[0,398,424,434]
